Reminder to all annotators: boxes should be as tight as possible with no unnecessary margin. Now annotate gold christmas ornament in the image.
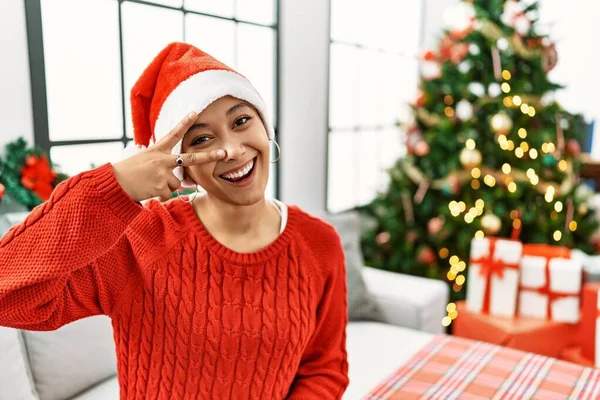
[490,112,513,135]
[481,213,502,235]
[459,148,482,169]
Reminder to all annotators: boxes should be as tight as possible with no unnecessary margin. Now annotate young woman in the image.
[0,43,349,399]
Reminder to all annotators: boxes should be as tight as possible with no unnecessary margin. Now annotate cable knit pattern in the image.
[0,163,349,399]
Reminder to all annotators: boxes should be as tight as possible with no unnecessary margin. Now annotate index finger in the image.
[173,150,226,167]
[155,111,198,152]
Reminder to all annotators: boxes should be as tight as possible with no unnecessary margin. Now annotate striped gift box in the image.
[366,335,600,400]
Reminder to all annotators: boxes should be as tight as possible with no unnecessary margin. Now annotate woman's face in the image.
[180,96,270,206]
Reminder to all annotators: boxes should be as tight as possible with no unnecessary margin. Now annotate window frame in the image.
[24,0,281,197]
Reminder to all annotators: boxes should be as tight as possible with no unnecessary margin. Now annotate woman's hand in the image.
[112,111,225,202]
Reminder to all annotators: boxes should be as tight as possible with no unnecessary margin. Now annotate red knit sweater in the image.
[0,163,349,399]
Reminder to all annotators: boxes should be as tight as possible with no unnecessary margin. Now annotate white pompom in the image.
[458,60,472,74]
[514,15,531,36]
[488,83,502,97]
[421,60,442,80]
[443,2,475,33]
[468,82,485,97]
[455,100,474,121]
[469,44,480,55]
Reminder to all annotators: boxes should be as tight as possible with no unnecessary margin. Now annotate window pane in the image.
[358,49,381,126]
[327,130,358,212]
[184,0,234,18]
[379,127,404,170]
[329,43,359,129]
[185,14,235,68]
[357,130,379,205]
[237,24,276,127]
[330,0,361,44]
[374,0,422,54]
[122,2,183,138]
[379,55,418,125]
[377,128,404,191]
[390,0,422,55]
[50,142,124,177]
[41,0,122,141]
[236,0,275,25]
[145,0,183,6]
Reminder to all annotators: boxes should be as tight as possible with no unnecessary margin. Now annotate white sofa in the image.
[0,210,449,399]
[0,264,448,400]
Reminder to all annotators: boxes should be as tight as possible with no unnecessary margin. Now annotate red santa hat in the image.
[126,42,273,187]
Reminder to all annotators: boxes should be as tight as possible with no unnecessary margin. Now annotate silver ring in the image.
[175,154,184,167]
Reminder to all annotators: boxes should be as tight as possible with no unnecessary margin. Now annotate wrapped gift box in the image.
[466,237,522,318]
[580,282,600,367]
[572,249,600,283]
[518,244,582,323]
[559,345,595,368]
[454,301,579,358]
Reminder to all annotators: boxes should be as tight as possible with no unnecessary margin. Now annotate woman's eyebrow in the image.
[226,102,252,116]
[187,122,210,132]
[187,102,252,133]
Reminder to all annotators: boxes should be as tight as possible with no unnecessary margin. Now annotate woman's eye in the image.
[191,136,210,146]
[234,116,252,127]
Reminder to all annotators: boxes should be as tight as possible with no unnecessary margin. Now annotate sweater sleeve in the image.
[286,238,350,399]
[0,163,143,330]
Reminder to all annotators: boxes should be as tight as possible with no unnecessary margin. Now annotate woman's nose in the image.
[221,138,246,161]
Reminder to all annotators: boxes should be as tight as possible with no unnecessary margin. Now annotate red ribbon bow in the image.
[472,239,519,314]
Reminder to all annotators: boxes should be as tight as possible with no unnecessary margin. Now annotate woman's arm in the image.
[286,239,350,399]
[0,163,143,330]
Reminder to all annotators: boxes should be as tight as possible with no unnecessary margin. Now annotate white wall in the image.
[0,0,34,152]
[278,0,331,211]
[537,0,600,121]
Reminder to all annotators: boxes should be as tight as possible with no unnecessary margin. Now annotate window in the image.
[327,0,423,212]
[25,0,279,197]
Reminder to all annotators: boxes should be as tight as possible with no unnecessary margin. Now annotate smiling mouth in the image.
[218,157,256,183]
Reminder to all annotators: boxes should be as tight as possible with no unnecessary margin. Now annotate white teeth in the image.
[222,159,254,180]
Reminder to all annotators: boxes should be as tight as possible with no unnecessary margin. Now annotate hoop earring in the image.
[269,138,281,163]
[176,184,201,203]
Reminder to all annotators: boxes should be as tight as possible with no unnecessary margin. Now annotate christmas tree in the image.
[359,0,599,305]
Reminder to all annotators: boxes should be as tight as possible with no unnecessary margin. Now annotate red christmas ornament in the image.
[566,139,581,157]
[0,183,4,200]
[414,141,430,157]
[417,247,436,265]
[542,43,558,73]
[421,50,437,61]
[427,217,444,236]
[20,154,57,201]
[406,230,418,244]
[438,35,469,65]
[414,90,428,108]
[376,231,391,246]
[406,131,422,155]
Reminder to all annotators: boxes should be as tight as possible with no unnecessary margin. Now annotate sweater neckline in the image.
[179,198,296,265]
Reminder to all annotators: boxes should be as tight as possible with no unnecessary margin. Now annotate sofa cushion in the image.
[23,316,117,400]
[321,211,383,321]
[70,376,118,400]
[0,327,38,400]
[344,322,434,399]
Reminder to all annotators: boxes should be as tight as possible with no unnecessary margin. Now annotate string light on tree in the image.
[481,213,502,235]
[460,148,482,168]
[490,112,513,135]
